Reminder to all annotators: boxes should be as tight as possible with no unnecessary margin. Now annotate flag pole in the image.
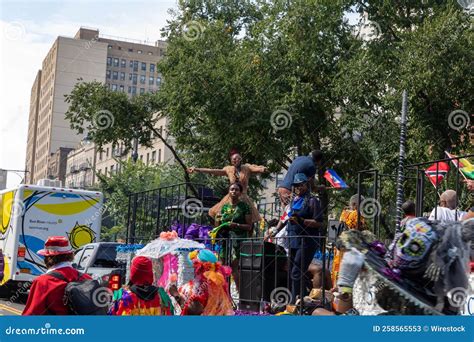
[395,90,408,233]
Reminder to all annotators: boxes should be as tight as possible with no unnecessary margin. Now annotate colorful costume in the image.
[109,256,174,316]
[337,218,473,315]
[214,201,250,260]
[331,209,366,286]
[206,163,265,223]
[179,249,234,315]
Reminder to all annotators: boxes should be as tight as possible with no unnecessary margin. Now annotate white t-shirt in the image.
[428,206,466,222]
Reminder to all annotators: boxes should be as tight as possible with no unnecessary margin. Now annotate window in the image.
[128,86,132,94]
[156,77,162,86]
[106,147,109,157]
[133,61,138,72]
[118,46,122,50]
[129,60,133,68]
[119,85,124,92]
[121,59,126,67]
[140,75,146,84]
[148,51,153,55]
[128,48,133,52]
[150,64,155,73]
[152,151,156,163]
[149,76,154,85]
[105,166,108,174]
[108,45,113,49]
[141,62,146,71]
[129,73,133,81]
[107,57,112,66]
[132,74,137,85]
[138,50,142,54]
[131,86,137,94]
[140,88,145,94]
[106,70,111,79]
[99,151,103,161]
[112,71,118,80]
[146,153,150,164]
[111,84,117,91]
[120,72,125,81]
[158,149,162,163]
[110,165,114,174]
[113,58,119,67]
[140,155,143,161]
[78,247,94,269]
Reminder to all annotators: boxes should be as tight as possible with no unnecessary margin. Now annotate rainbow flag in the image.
[445,151,474,180]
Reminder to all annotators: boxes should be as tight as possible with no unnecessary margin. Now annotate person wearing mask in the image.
[23,236,91,315]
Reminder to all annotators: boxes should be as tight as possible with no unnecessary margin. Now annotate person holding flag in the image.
[286,173,325,302]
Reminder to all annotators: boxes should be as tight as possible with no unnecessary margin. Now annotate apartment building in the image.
[25,27,167,185]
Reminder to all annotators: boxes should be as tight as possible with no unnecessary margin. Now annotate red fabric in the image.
[130,256,153,285]
[425,162,450,188]
[22,266,91,315]
[37,236,73,256]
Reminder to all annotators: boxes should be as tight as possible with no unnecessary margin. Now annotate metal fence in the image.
[356,153,474,238]
[126,182,220,243]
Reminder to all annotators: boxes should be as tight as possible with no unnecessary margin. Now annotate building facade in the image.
[25,27,167,185]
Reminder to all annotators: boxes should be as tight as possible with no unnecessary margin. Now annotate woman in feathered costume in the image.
[178,249,234,316]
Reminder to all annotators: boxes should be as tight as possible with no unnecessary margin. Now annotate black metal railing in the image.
[126,182,220,244]
[356,153,474,238]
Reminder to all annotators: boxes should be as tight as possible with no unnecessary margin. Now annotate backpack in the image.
[49,271,111,315]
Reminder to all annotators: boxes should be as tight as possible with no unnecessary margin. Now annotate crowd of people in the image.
[21,149,473,316]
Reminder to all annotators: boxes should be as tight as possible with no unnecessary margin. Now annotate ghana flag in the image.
[445,151,474,180]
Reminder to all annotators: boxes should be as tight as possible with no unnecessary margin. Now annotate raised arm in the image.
[246,164,268,174]
[187,167,226,176]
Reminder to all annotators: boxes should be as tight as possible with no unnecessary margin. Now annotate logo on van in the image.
[67,222,96,249]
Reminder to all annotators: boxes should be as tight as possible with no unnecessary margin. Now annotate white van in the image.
[0,185,103,294]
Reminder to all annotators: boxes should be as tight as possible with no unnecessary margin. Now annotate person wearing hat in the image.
[109,256,174,316]
[22,236,91,315]
[187,148,267,224]
[286,173,324,302]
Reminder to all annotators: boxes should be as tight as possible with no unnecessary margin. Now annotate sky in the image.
[0,0,360,189]
[0,0,178,188]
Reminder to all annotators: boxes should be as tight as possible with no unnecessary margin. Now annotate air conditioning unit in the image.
[37,179,62,187]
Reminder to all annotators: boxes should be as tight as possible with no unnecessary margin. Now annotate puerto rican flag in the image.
[324,169,348,189]
[425,162,449,188]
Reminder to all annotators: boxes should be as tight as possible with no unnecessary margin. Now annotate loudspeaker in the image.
[238,241,288,311]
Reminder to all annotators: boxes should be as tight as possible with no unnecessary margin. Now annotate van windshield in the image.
[92,245,124,268]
